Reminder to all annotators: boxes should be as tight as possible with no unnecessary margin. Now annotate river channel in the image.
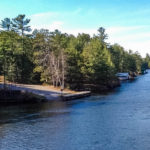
[0,71,150,150]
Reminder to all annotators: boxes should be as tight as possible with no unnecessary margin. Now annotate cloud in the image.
[30,11,65,31]
[30,10,150,57]
[30,8,82,31]
[63,26,150,57]
[106,26,150,57]
[30,12,59,28]
[62,28,97,36]
[31,12,59,18]
[106,26,146,35]
[31,21,64,31]
[30,8,82,22]
[50,21,64,30]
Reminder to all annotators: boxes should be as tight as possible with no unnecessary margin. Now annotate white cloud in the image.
[51,21,64,30]
[63,26,150,57]
[31,12,59,19]
[106,26,146,35]
[30,10,150,57]
[117,40,150,57]
[62,28,97,36]
[31,21,64,31]
[30,9,82,31]
[106,26,150,57]
[30,8,82,22]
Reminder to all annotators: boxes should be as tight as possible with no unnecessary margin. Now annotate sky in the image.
[0,0,150,56]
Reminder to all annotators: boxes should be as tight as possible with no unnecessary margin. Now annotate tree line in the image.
[0,14,149,91]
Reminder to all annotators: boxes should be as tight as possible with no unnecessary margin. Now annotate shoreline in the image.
[0,83,92,103]
[0,75,138,104]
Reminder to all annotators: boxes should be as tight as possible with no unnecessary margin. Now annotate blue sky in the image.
[0,0,150,56]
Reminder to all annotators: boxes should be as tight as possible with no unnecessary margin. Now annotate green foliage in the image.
[109,44,144,74]
[0,18,12,31]
[97,27,108,43]
[0,15,34,83]
[145,53,150,69]
[0,14,148,91]
[12,14,31,35]
[65,35,84,89]
[81,37,114,85]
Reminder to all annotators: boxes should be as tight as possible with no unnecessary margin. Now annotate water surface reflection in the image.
[0,72,150,150]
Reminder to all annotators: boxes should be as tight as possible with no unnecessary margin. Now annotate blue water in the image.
[0,72,150,150]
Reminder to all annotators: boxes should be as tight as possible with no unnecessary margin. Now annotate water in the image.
[0,72,150,150]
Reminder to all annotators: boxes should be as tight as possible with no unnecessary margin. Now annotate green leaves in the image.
[0,18,12,31]
[0,15,147,90]
[81,38,114,84]
[109,44,144,73]
[12,14,31,35]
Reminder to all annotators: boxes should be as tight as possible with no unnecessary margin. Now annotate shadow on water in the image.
[0,101,70,125]
[0,76,141,125]
[0,72,150,150]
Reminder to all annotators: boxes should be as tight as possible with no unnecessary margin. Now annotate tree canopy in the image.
[0,14,149,91]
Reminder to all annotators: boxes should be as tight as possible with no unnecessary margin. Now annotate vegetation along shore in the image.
[0,14,150,102]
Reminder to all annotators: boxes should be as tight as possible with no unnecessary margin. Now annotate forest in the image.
[0,14,150,91]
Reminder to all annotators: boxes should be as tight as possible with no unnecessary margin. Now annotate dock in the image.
[61,91,91,101]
